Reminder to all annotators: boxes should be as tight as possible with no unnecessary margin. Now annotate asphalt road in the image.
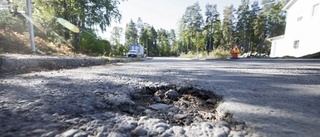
[137,57,320,137]
[1,57,319,137]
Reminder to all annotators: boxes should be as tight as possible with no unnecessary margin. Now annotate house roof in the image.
[282,0,298,11]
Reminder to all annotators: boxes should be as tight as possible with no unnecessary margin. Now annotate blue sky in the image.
[102,0,262,41]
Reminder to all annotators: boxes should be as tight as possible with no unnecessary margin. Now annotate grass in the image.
[179,48,231,59]
[271,52,320,59]
[208,48,231,59]
[300,52,320,58]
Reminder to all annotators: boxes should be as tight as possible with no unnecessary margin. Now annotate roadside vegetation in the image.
[180,48,230,59]
[0,0,288,58]
[300,52,320,58]
[124,0,288,58]
[0,0,121,56]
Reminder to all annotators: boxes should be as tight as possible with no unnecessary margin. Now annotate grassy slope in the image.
[300,52,320,58]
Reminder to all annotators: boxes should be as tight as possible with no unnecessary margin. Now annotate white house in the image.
[269,0,320,57]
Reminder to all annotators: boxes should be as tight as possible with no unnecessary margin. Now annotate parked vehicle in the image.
[127,50,138,57]
[129,44,144,57]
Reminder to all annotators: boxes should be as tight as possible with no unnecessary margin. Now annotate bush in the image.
[179,48,230,59]
[208,48,230,58]
[179,51,197,58]
[79,30,111,56]
[0,10,26,33]
[111,44,128,57]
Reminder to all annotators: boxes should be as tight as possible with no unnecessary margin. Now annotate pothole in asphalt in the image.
[127,85,226,126]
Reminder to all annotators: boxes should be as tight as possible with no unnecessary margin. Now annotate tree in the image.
[212,20,223,48]
[79,29,111,55]
[177,21,189,53]
[157,28,170,56]
[221,5,236,49]
[249,1,263,52]
[180,2,204,53]
[235,0,250,51]
[109,26,125,56]
[253,12,268,53]
[110,26,123,45]
[125,19,138,46]
[0,8,22,33]
[138,23,159,57]
[169,29,176,54]
[261,0,287,38]
[235,0,262,52]
[204,3,219,52]
[34,0,121,31]
[32,0,122,51]
[139,23,149,49]
[248,0,287,53]
[192,31,205,53]
[136,17,143,42]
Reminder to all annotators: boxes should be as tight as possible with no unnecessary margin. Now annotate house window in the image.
[297,11,303,21]
[313,3,319,16]
[297,16,303,21]
[293,40,300,49]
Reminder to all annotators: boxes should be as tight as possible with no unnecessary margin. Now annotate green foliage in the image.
[79,30,111,55]
[33,0,121,31]
[212,20,222,49]
[157,28,171,56]
[136,17,144,39]
[179,48,230,59]
[136,22,159,57]
[31,0,122,53]
[125,20,138,46]
[109,26,126,56]
[110,26,123,45]
[221,5,236,49]
[208,48,230,58]
[147,26,158,56]
[179,51,197,58]
[175,0,287,56]
[1,0,288,57]
[179,2,204,53]
[204,3,219,52]
[0,10,26,33]
[262,0,287,38]
[235,0,250,51]
[112,44,127,56]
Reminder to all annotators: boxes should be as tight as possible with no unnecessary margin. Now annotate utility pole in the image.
[26,0,35,53]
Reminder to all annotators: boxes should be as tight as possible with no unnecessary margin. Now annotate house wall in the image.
[270,0,320,57]
[270,38,286,57]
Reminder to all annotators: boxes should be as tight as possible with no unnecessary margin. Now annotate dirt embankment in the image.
[0,54,109,74]
[0,29,110,74]
[0,29,74,56]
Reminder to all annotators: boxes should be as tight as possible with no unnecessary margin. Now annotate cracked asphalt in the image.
[1,57,320,137]
[132,57,320,137]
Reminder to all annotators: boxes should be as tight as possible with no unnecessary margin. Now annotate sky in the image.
[101,0,261,42]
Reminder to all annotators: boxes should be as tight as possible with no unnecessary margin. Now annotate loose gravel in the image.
[0,62,248,137]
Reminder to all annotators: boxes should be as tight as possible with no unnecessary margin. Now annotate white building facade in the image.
[270,0,320,57]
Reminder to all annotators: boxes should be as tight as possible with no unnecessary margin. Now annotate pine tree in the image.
[125,19,138,46]
[180,2,204,52]
[204,3,219,52]
[222,5,236,49]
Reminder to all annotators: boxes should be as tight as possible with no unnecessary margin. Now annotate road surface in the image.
[1,57,319,137]
[140,57,320,136]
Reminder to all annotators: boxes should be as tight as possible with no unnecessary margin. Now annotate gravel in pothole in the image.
[0,83,248,137]
[130,85,223,126]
